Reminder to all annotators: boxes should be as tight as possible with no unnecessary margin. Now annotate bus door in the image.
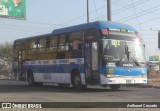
[18,50,26,81]
[84,41,99,84]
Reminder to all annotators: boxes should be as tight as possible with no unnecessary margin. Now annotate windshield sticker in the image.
[114,40,121,47]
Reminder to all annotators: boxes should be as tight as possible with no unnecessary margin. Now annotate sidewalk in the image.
[125,78,160,89]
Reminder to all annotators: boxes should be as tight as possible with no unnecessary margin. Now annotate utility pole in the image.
[107,0,112,21]
[87,0,89,23]
[158,30,160,49]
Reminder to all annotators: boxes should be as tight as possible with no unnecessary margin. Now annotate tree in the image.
[0,42,13,79]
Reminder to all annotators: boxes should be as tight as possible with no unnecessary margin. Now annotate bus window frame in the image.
[84,28,98,41]
[58,34,69,52]
[47,35,58,53]
[37,38,47,54]
[69,30,83,51]
[28,39,37,54]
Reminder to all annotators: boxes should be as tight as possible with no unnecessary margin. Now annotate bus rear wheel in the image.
[72,74,87,90]
[27,71,42,86]
[27,72,35,86]
[58,84,70,87]
[109,84,121,90]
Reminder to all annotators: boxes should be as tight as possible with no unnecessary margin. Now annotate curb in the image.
[124,84,160,89]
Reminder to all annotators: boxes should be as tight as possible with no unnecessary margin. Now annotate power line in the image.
[117,0,160,17]
[23,0,113,27]
[113,0,148,14]
[0,22,53,31]
[0,0,149,30]
[52,0,147,28]
[92,0,99,20]
[117,5,160,22]
[130,0,142,34]
[24,20,69,27]
[133,16,160,26]
[90,0,149,21]
[0,0,158,34]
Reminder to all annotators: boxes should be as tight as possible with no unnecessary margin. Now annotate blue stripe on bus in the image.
[99,66,147,76]
[24,64,85,74]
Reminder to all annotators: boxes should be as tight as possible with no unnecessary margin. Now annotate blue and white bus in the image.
[13,21,147,90]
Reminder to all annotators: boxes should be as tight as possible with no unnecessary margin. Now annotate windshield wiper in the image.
[116,45,140,66]
[116,46,128,66]
[116,54,125,66]
[126,46,140,66]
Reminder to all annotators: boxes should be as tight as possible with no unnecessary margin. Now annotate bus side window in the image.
[28,40,37,54]
[57,34,67,59]
[48,36,58,52]
[38,38,47,53]
[69,31,83,58]
[84,28,97,40]
[71,41,83,58]
[58,34,69,52]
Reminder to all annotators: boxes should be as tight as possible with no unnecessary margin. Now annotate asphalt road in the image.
[0,80,160,111]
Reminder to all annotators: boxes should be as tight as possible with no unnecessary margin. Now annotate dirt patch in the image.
[147,70,160,87]
[148,69,160,78]
[148,79,160,87]
[0,74,10,79]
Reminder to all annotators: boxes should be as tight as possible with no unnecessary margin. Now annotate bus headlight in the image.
[107,68,114,74]
[106,74,117,78]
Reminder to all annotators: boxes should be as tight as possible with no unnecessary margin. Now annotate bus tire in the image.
[58,84,70,87]
[71,71,87,90]
[72,75,82,90]
[109,84,121,90]
[27,71,35,86]
[27,71,43,86]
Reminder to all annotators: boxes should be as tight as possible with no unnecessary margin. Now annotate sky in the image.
[0,0,160,59]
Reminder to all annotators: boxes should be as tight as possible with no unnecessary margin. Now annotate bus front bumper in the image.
[100,74,147,85]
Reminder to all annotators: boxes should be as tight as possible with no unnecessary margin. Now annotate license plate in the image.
[126,80,132,84]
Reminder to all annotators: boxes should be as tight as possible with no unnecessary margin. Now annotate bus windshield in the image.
[102,39,146,63]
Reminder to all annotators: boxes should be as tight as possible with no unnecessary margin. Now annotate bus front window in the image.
[102,39,126,61]
[102,39,145,65]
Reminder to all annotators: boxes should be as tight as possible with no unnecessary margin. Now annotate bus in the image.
[13,21,147,90]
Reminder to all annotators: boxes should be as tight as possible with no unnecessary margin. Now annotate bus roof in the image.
[52,21,137,34]
[14,33,52,43]
[14,21,137,43]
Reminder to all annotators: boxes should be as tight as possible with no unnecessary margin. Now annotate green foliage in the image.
[0,42,13,60]
[0,42,13,79]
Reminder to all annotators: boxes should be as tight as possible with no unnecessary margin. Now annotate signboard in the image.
[0,0,26,19]
[149,55,160,62]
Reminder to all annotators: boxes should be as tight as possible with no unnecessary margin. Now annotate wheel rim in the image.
[74,76,80,86]
[28,75,32,84]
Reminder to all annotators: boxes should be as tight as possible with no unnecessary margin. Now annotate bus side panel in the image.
[25,58,85,84]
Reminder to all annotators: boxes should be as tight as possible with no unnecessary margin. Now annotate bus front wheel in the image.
[109,84,121,90]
